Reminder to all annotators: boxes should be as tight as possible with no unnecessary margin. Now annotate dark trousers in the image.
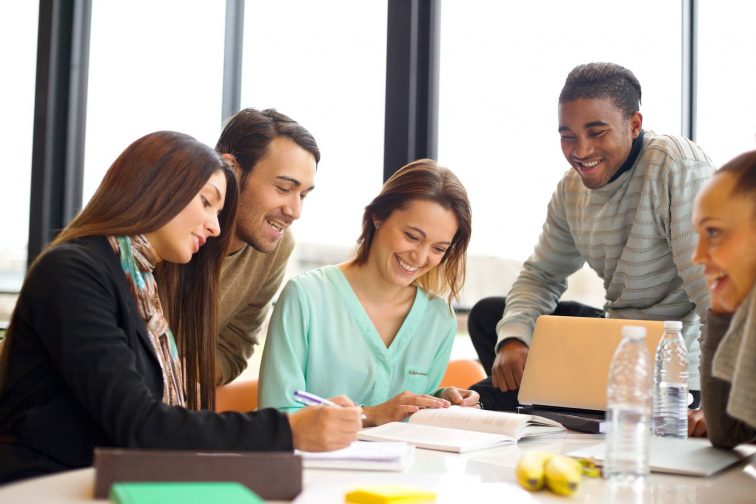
[468,297,605,411]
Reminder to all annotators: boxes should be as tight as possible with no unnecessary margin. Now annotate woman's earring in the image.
[374,222,381,230]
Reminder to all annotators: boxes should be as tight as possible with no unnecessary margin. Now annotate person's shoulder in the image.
[418,288,455,319]
[283,265,341,296]
[25,236,116,293]
[639,131,715,175]
[33,236,112,273]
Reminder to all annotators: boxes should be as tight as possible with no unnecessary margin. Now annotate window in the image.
[83,0,226,203]
[438,0,681,261]
[697,0,756,166]
[0,2,38,321]
[438,1,681,307]
[241,1,387,254]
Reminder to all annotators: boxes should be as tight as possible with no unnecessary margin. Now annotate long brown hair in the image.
[3,131,237,410]
[352,159,472,303]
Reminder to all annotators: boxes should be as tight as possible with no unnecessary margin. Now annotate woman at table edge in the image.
[259,159,479,426]
[688,150,756,448]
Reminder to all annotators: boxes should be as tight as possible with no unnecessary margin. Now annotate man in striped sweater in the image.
[469,62,715,412]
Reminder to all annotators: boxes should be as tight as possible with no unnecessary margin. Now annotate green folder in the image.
[109,482,264,504]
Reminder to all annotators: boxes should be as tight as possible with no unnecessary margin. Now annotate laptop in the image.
[567,437,756,476]
[517,315,665,433]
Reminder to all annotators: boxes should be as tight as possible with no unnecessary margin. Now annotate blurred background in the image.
[2,2,755,364]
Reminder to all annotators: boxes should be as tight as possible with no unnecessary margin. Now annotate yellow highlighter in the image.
[345,484,437,504]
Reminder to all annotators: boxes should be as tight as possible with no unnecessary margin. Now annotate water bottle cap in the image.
[621,325,646,340]
[664,320,683,330]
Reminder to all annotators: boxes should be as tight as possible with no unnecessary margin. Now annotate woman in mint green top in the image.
[260,159,478,426]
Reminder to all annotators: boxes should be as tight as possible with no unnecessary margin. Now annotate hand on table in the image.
[688,409,708,437]
[439,386,480,407]
[362,391,449,427]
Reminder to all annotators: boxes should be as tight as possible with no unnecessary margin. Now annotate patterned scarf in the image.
[108,235,186,407]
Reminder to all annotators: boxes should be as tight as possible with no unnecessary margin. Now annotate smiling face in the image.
[368,199,459,288]
[558,97,642,189]
[145,170,227,264]
[692,173,756,314]
[232,136,316,253]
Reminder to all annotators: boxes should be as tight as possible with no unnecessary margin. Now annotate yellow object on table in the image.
[515,451,583,497]
[345,484,436,504]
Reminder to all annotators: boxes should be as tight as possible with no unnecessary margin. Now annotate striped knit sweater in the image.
[497,131,715,389]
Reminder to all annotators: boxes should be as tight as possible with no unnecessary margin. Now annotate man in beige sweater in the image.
[214,108,319,384]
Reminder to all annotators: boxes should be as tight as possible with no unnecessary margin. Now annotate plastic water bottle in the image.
[652,320,689,438]
[604,325,651,482]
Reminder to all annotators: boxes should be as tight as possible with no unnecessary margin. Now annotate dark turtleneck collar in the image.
[607,129,644,184]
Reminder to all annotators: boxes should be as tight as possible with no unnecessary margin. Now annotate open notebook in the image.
[358,406,564,453]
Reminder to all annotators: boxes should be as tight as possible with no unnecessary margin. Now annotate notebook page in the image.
[408,406,528,437]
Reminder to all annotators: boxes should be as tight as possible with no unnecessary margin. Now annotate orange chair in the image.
[439,359,485,389]
[215,378,258,413]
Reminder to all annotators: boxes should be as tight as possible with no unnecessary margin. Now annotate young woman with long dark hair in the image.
[0,131,361,483]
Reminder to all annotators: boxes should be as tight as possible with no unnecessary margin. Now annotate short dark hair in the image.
[559,62,642,118]
[215,108,320,186]
[717,150,756,202]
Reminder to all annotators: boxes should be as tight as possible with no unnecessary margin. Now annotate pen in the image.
[293,390,367,420]
[293,389,340,407]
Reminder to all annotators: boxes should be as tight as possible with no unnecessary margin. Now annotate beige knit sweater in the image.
[216,230,294,384]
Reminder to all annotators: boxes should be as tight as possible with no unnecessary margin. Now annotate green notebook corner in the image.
[109,482,264,504]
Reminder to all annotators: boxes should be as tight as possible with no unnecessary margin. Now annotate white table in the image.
[1,432,754,503]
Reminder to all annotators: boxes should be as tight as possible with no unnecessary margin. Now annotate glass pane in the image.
[438,1,681,307]
[241,1,387,251]
[84,0,226,203]
[0,2,38,315]
[439,0,681,261]
[697,0,756,166]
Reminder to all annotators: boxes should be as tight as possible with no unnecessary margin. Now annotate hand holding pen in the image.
[294,390,367,420]
[287,391,364,452]
[293,390,342,407]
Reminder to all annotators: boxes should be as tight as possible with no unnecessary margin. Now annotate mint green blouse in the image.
[258,265,457,412]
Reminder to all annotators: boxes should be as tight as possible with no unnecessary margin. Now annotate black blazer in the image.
[0,236,292,483]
